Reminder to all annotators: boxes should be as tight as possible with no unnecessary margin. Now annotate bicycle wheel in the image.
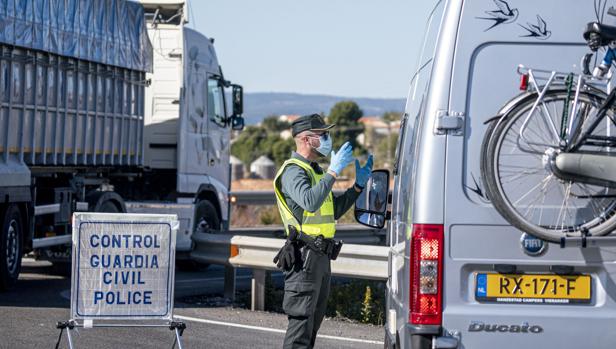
[482,89,616,242]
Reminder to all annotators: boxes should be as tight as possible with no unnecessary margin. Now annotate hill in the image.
[241,92,405,124]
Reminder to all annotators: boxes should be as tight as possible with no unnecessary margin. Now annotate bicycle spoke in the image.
[499,169,544,184]
[522,175,554,219]
[537,175,555,227]
[556,182,573,231]
[512,174,554,206]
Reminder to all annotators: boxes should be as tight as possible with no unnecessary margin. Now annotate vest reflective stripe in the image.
[274,158,336,238]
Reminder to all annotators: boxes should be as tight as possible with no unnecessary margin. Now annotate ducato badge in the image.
[520,233,547,256]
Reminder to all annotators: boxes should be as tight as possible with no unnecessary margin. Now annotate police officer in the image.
[273,113,373,349]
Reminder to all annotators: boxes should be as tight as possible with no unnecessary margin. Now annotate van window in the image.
[207,77,226,127]
[392,0,445,245]
[417,0,445,66]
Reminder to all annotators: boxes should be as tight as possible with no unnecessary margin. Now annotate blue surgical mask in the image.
[314,134,332,156]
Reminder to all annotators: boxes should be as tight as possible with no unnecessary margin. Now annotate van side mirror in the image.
[231,84,245,131]
[354,169,390,229]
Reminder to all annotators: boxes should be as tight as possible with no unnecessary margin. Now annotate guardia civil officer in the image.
[273,113,373,349]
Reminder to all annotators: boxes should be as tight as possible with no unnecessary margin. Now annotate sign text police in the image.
[71,213,177,320]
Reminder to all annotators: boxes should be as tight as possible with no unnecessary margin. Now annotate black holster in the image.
[330,240,343,260]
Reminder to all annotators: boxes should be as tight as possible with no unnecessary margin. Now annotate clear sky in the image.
[188,1,436,99]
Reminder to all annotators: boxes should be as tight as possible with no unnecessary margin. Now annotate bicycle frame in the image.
[517,59,616,153]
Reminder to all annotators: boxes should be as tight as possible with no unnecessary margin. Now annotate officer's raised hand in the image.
[354,154,373,189]
[328,141,354,176]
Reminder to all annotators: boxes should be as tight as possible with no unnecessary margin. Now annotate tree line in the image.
[231,100,401,171]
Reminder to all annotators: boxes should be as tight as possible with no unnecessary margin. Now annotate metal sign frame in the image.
[70,212,178,321]
[57,213,184,349]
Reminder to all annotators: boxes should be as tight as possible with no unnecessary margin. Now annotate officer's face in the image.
[304,131,328,148]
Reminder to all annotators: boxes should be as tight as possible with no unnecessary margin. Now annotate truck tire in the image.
[51,191,125,276]
[0,205,23,290]
[178,200,220,271]
[86,191,126,213]
[194,200,221,234]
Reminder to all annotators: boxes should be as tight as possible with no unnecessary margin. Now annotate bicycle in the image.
[481,21,616,243]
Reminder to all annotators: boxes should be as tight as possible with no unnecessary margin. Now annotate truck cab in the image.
[129,0,245,252]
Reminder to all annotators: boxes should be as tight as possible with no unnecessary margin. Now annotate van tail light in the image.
[520,73,529,91]
[409,224,444,325]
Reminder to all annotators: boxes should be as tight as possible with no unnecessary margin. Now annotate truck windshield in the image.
[208,77,226,127]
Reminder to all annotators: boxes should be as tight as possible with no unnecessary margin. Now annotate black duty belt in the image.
[297,232,342,260]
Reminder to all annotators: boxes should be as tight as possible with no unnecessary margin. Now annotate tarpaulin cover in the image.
[0,0,153,72]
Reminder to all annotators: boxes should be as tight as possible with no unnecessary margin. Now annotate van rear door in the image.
[444,1,616,348]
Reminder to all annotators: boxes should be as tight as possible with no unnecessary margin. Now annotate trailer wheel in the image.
[51,191,125,276]
[87,191,126,213]
[0,205,23,290]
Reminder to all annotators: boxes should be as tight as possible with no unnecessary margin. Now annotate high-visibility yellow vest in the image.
[273,158,336,238]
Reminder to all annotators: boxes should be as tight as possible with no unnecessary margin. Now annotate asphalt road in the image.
[0,258,384,349]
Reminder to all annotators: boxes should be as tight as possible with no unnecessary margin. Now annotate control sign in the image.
[70,213,178,320]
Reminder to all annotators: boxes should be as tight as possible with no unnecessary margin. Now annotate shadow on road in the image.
[0,260,70,308]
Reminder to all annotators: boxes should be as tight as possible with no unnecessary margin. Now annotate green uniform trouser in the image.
[282,245,331,349]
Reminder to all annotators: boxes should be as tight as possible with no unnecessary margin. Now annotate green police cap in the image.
[291,114,335,137]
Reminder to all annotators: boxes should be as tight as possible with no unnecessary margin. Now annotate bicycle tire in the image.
[482,89,616,242]
[480,91,539,204]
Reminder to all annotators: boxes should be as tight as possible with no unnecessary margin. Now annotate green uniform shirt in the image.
[279,152,361,224]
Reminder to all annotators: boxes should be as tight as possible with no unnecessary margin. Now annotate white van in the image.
[354,0,616,348]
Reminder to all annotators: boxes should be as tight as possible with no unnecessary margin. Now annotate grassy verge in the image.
[235,273,386,326]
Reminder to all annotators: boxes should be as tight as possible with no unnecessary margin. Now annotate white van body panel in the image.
[387,0,616,348]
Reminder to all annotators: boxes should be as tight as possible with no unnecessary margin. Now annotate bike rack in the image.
[560,235,616,248]
[516,65,613,148]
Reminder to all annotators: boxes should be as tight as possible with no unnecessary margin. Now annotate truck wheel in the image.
[87,191,126,213]
[0,205,23,290]
[178,200,220,272]
[194,200,220,234]
[51,191,125,276]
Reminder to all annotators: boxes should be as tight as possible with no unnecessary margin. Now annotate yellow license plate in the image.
[476,273,592,304]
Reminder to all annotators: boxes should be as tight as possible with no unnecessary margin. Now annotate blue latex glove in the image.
[329,142,354,176]
[355,154,373,189]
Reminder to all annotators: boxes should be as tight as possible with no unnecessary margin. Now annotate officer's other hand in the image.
[329,141,354,176]
[355,154,373,189]
[274,240,296,271]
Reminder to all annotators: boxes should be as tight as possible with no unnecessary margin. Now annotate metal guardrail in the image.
[192,224,385,265]
[228,235,388,279]
[190,232,388,310]
[231,190,393,206]
[228,224,385,245]
[230,190,348,206]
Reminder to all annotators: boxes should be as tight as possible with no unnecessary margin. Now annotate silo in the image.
[230,155,244,181]
[250,155,276,179]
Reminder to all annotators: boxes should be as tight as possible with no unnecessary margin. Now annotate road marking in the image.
[175,275,252,284]
[175,273,283,284]
[174,314,384,345]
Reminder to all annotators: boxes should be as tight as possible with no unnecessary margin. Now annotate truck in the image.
[0,0,244,289]
[354,0,616,348]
